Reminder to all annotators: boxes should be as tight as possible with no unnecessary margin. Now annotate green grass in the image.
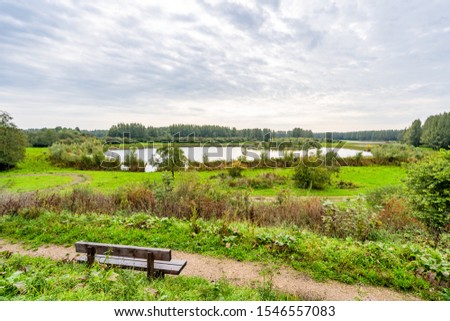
[0,175,74,193]
[203,166,406,197]
[2,211,446,300]
[0,252,295,301]
[1,148,406,197]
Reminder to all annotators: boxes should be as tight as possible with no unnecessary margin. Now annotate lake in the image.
[106,147,372,172]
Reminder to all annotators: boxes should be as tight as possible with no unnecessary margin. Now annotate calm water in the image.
[106,147,371,172]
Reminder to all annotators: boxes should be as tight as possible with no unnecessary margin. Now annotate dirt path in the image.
[0,239,419,301]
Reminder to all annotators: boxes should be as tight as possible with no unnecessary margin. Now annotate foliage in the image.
[123,147,145,172]
[25,127,89,147]
[314,129,402,141]
[421,112,450,150]
[402,119,422,147]
[366,185,405,208]
[0,252,296,301]
[405,150,450,247]
[155,144,187,177]
[322,197,379,241]
[371,143,423,165]
[49,138,113,170]
[108,122,314,142]
[292,160,332,190]
[2,211,448,299]
[377,197,419,232]
[0,111,27,170]
[227,166,243,178]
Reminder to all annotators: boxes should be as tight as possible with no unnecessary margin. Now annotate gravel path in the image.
[0,239,419,301]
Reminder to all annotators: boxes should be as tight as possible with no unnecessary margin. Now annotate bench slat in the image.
[77,255,187,275]
[75,241,171,261]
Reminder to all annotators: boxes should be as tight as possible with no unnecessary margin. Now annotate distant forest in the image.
[24,111,449,149]
[314,130,402,142]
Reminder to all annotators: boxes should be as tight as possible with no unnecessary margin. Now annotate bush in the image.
[227,166,243,178]
[0,111,27,170]
[378,196,419,232]
[405,150,450,247]
[293,163,331,190]
[366,185,405,208]
[322,197,379,241]
[252,197,324,227]
[49,138,111,170]
[124,148,145,172]
[226,173,287,190]
[371,143,423,165]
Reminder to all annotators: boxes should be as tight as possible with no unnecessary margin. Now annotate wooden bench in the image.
[75,241,187,278]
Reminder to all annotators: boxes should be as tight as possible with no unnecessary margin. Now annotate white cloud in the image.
[0,0,449,131]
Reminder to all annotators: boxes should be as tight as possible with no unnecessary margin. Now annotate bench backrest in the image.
[75,241,171,261]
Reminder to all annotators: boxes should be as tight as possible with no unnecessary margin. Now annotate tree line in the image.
[402,112,450,149]
[106,123,314,142]
[314,130,402,141]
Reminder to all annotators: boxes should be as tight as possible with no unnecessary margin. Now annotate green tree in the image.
[293,157,332,190]
[421,112,450,149]
[156,144,187,178]
[405,151,450,247]
[0,111,27,170]
[124,147,145,172]
[404,119,422,147]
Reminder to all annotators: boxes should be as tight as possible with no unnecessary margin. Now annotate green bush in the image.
[227,166,243,178]
[366,185,405,208]
[49,138,111,170]
[124,148,145,172]
[0,111,27,171]
[322,197,379,241]
[293,162,331,190]
[371,143,423,165]
[405,150,450,247]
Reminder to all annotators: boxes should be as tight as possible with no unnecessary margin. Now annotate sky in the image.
[0,0,449,131]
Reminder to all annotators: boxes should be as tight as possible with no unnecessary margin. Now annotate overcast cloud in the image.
[1,0,449,131]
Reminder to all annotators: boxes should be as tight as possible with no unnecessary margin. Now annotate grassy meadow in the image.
[0,148,406,196]
[1,147,449,301]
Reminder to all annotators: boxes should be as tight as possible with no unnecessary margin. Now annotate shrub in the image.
[378,197,419,232]
[227,166,243,178]
[226,173,287,190]
[405,150,450,247]
[335,180,358,189]
[252,197,323,228]
[322,197,379,241]
[49,138,109,170]
[293,164,331,190]
[123,148,145,172]
[0,111,27,170]
[366,185,405,208]
[371,143,423,165]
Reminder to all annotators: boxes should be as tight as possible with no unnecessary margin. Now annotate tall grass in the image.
[0,252,296,301]
[0,177,430,242]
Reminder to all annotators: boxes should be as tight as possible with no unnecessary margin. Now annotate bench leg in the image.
[147,252,154,279]
[154,271,165,279]
[87,246,96,267]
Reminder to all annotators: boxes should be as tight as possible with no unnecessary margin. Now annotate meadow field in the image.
[1,147,449,301]
[1,148,406,196]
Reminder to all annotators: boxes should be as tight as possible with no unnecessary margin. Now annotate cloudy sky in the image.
[1,0,449,131]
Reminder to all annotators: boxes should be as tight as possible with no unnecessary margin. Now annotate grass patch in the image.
[0,252,296,301]
[0,175,73,193]
[1,211,447,300]
[2,148,407,197]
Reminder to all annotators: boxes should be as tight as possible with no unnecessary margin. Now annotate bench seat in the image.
[77,254,187,275]
[75,241,187,278]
